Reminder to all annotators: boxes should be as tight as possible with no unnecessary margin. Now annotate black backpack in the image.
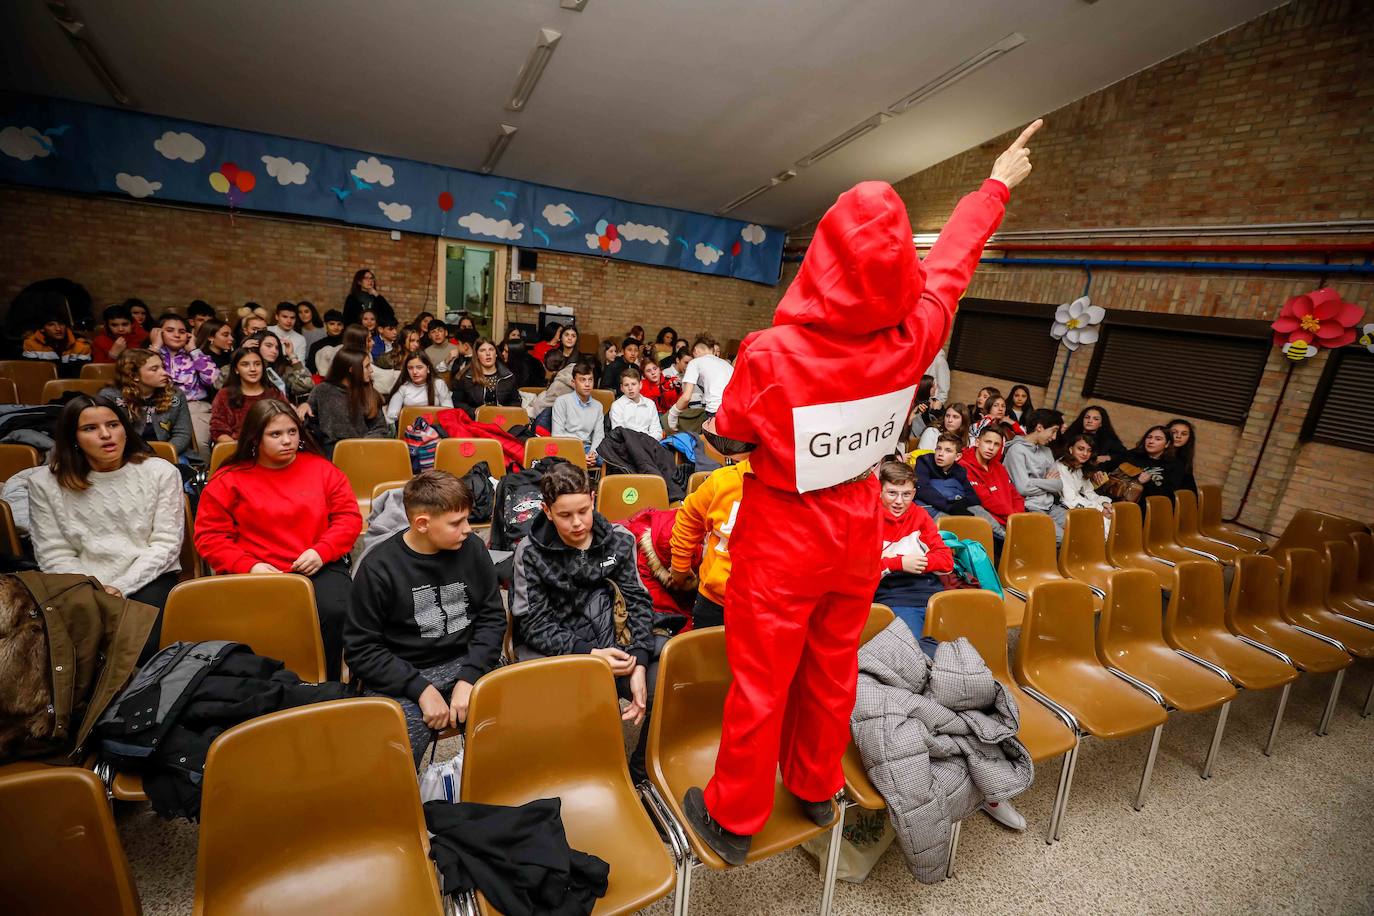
[459,460,496,524]
[489,457,570,551]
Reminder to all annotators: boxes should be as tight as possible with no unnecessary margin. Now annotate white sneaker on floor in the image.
[980,800,1026,831]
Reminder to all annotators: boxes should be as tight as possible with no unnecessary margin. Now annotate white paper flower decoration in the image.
[1360,323,1374,354]
[1052,296,1106,350]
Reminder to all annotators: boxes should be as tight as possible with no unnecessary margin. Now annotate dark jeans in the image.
[364,655,472,767]
[131,570,181,664]
[693,593,725,630]
[311,561,352,682]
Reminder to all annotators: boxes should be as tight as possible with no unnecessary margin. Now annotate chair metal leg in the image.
[818,799,847,916]
[1051,743,1080,843]
[1317,669,1345,736]
[1264,682,1292,756]
[1133,724,1164,811]
[1201,701,1230,780]
[946,819,962,879]
[1363,677,1373,719]
[678,858,696,916]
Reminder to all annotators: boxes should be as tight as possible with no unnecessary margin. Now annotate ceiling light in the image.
[718,183,773,215]
[887,33,1026,115]
[44,0,134,107]
[480,124,519,174]
[795,113,891,169]
[560,0,590,9]
[772,169,797,184]
[506,28,562,112]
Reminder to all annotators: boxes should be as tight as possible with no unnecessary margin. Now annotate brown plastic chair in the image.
[998,512,1089,628]
[1227,555,1351,736]
[644,628,834,912]
[686,470,711,496]
[475,404,530,430]
[518,386,544,397]
[333,438,413,516]
[1174,491,1245,563]
[0,443,41,483]
[925,590,1078,842]
[1268,508,1365,560]
[1015,580,1168,811]
[578,331,600,355]
[207,440,237,477]
[81,362,117,382]
[0,499,21,556]
[1059,507,1121,597]
[1350,532,1374,601]
[394,404,443,438]
[149,440,178,463]
[177,493,202,582]
[0,763,141,915]
[524,436,587,468]
[1325,540,1374,624]
[0,359,57,404]
[1280,548,1374,719]
[434,437,507,480]
[1144,496,1222,566]
[40,378,107,403]
[371,479,410,503]
[590,389,614,414]
[0,378,18,404]
[462,656,676,916]
[1164,561,1298,755]
[194,698,444,916]
[597,473,669,521]
[1098,570,1236,778]
[1107,501,1177,592]
[936,514,995,559]
[1196,485,1265,552]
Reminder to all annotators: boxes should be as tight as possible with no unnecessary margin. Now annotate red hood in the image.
[773,181,923,335]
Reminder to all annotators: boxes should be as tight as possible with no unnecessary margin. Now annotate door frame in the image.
[434,238,509,336]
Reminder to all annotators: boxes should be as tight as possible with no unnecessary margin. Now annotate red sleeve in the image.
[882,556,905,573]
[91,335,113,363]
[914,508,954,574]
[194,472,259,574]
[310,462,364,563]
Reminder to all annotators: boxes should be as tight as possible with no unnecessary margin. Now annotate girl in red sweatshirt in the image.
[875,460,953,657]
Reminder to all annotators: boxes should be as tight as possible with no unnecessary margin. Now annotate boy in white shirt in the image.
[667,335,734,431]
[269,301,308,360]
[609,366,662,440]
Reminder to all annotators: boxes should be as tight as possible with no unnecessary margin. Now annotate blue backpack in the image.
[939,531,1003,598]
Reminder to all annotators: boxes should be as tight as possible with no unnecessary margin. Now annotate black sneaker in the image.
[682,786,751,866]
[800,798,837,827]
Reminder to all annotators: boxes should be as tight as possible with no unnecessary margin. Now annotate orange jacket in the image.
[670,460,749,606]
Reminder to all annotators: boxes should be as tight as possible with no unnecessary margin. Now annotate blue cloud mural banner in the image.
[0,93,785,285]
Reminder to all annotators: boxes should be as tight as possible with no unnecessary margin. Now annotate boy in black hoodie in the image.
[344,470,507,764]
[305,309,346,374]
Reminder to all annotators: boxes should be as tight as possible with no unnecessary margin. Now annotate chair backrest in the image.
[160,574,327,682]
[1197,484,1226,528]
[178,493,201,582]
[524,436,586,468]
[394,405,443,439]
[475,405,529,430]
[1279,547,1329,612]
[1325,539,1363,598]
[998,512,1059,589]
[0,765,141,915]
[1174,490,1204,538]
[1227,554,1284,629]
[1351,531,1374,584]
[924,590,1012,681]
[1107,500,1147,560]
[149,440,178,464]
[1270,508,1366,559]
[40,378,107,403]
[0,499,21,555]
[0,378,17,405]
[1143,496,1178,551]
[1060,507,1111,575]
[861,603,896,644]
[518,386,544,397]
[0,359,58,404]
[332,438,413,499]
[597,473,669,521]
[937,514,995,559]
[646,628,731,763]
[686,469,711,496]
[1165,559,1227,634]
[590,389,614,414]
[208,440,237,477]
[80,362,117,382]
[1098,569,1167,664]
[0,443,41,483]
[433,437,507,480]
[371,478,410,502]
[1015,579,1100,684]
[196,698,441,916]
[578,331,600,354]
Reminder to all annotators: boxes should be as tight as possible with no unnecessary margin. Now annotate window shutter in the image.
[1303,349,1374,453]
[948,300,1058,386]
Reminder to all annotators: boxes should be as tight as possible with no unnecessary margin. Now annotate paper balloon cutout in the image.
[730,240,742,257]
[1271,288,1364,357]
[1360,323,1374,354]
[209,161,255,205]
[438,191,454,212]
[1051,296,1106,350]
[592,219,622,254]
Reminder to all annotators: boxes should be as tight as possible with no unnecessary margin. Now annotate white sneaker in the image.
[980,800,1027,831]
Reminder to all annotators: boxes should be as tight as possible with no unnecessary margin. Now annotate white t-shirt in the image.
[682,354,734,413]
[609,395,663,440]
[270,326,308,362]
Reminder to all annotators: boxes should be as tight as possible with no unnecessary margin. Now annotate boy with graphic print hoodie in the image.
[680,121,1045,865]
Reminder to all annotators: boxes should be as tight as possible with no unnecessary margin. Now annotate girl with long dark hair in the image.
[1061,404,1127,466]
[343,267,396,327]
[1122,425,1179,501]
[386,350,452,423]
[307,348,388,455]
[453,337,519,416]
[210,348,289,443]
[1167,418,1198,492]
[101,348,194,459]
[1007,385,1034,424]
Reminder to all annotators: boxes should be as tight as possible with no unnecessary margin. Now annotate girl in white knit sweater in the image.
[1054,434,1114,534]
[386,351,452,424]
[29,395,184,659]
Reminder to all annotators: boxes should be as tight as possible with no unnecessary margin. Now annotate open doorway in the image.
[435,240,507,339]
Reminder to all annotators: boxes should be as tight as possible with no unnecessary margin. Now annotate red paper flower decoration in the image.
[1271,288,1364,354]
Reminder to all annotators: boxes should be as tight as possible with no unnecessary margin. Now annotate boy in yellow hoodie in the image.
[670,459,749,629]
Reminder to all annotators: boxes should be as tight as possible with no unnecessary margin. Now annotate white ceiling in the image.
[1,0,1284,230]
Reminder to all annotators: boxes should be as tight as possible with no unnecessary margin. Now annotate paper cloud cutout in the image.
[0,126,51,161]
[378,201,412,223]
[458,211,524,240]
[351,156,395,187]
[543,203,576,227]
[619,222,669,245]
[694,243,722,266]
[261,155,310,186]
[741,224,767,245]
[154,130,205,163]
[116,173,161,198]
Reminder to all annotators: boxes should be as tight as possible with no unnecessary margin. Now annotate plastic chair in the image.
[578,331,600,355]
[461,656,676,916]
[1196,485,1265,552]
[518,386,544,397]
[925,590,1078,843]
[1164,561,1298,755]
[0,764,141,916]
[936,514,995,559]
[1174,490,1245,563]
[0,443,41,483]
[149,440,178,463]
[1227,555,1351,736]
[434,438,507,480]
[475,405,529,430]
[1325,541,1374,624]
[394,404,443,439]
[0,499,21,556]
[1268,508,1365,560]
[371,479,410,503]
[332,438,413,516]
[1350,532,1374,601]
[644,628,834,914]
[40,378,107,403]
[597,474,669,521]
[0,378,18,404]
[0,359,57,404]
[1098,570,1237,778]
[177,493,202,582]
[194,698,444,916]
[524,436,587,469]
[1107,501,1177,592]
[81,362,117,382]
[208,441,237,477]
[1144,496,1221,565]
[590,389,614,414]
[998,512,1086,628]
[686,470,711,496]
[1280,548,1374,719]
[1059,507,1120,597]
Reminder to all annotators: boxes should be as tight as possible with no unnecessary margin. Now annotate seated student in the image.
[125,299,152,340]
[376,325,417,371]
[1061,405,1126,468]
[424,321,459,373]
[1003,407,1068,539]
[971,386,1000,424]
[196,400,362,680]
[210,348,289,444]
[452,338,519,417]
[600,340,619,375]
[959,425,1023,542]
[387,351,452,424]
[1166,418,1198,492]
[307,349,389,456]
[251,329,314,402]
[551,360,604,463]
[306,309,346,374]
[917,402,971,451]
[609,366,662,440]
[1055,434,1114,534]
[661,348,691,384]
[296,301,325,346]
[234,305,269,347]
[101,348,194,460]
[358,308,387,361]
[150,313,217,457]
[600,337,642,391]
[345,470,507,764]
[1122,425,1180,501]
[1007,385,1035,426]
[269,301,308,360]
[510,462,654,780]
[527,351,575,428]
[666,336,733,432]
[906,375,939,442]
[91,304,138,364]
[670,453,750,629]
[873,459,953,656]
[194,318,236,384]
[638,359,678,415]
[312,322,366,380]
[914,433,994,524]
[187,299,216,334]
[29,395,183,660]
[374,316,400,363]
[23,313,92,374]
[530,322,561,365]
[969,394,1022,442]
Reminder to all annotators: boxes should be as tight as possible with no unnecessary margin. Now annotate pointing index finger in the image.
[1009,119,1044,151]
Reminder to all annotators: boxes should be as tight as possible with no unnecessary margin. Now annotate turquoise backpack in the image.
[938,531,1003,598]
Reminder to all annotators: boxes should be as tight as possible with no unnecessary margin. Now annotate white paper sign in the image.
[791,384,916,493]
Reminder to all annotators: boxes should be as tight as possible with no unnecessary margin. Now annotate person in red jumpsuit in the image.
[682,120,1044,864]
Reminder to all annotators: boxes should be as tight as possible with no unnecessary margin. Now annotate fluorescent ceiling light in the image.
[506,28,562,112]
[480,124,519,174]
[561,0,590,9]
[44,0,134,107]
[718,183,773,215]
[795,113,891,168]
[772,169,797,184]
[887,33,1026,115]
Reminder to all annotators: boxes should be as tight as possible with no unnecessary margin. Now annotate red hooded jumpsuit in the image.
[705,177,1011,834]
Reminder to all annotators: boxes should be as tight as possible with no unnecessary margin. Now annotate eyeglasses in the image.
[881,489,915,502]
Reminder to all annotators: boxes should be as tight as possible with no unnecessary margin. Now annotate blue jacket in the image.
[914,453,980,513]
